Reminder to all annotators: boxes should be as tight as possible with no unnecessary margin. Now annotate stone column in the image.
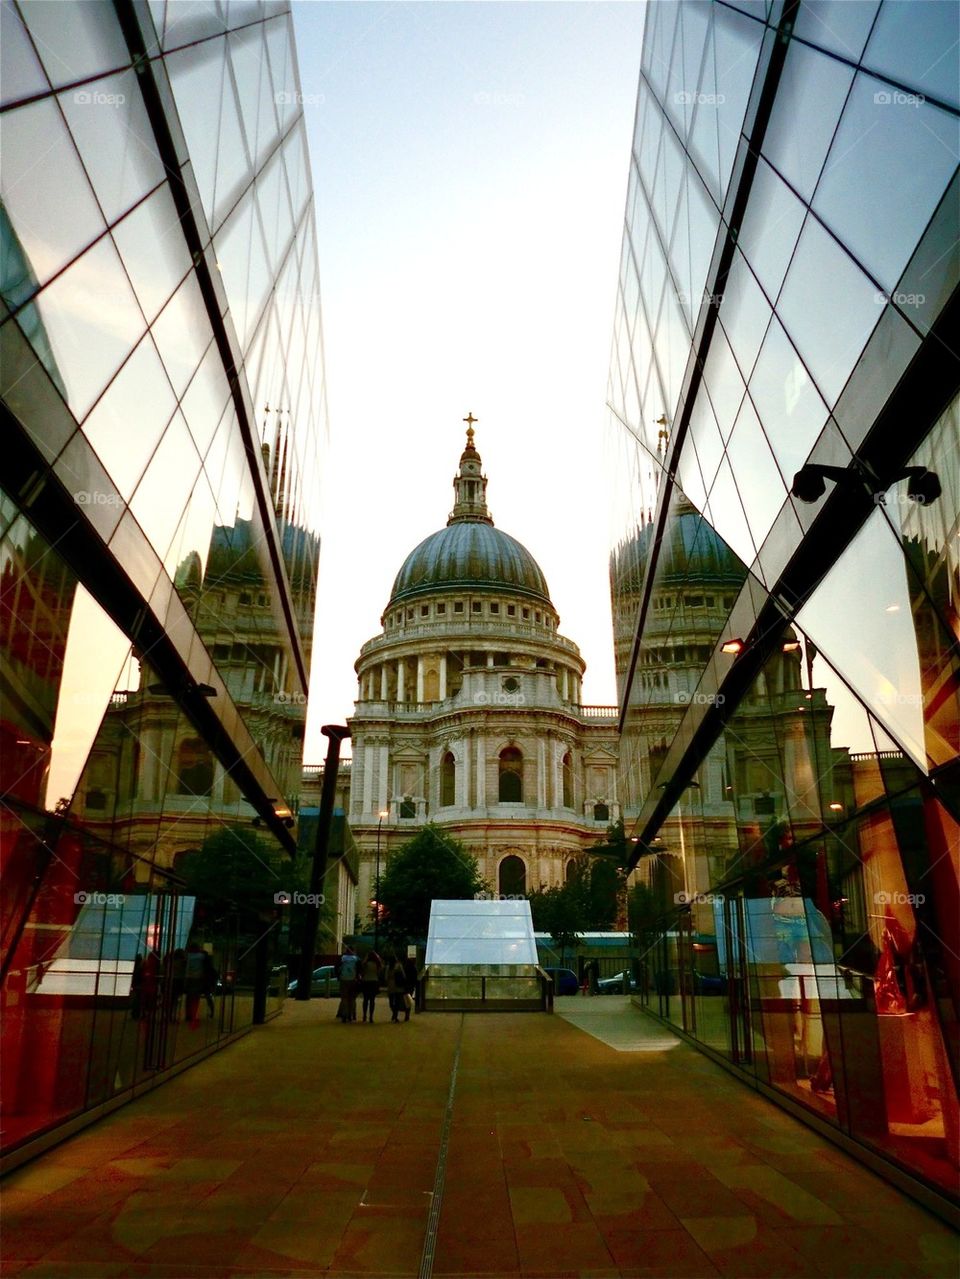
[537,739,546,809]
[476,735,486,809]
[379,742,390,813]
[362,742,373,815]
[561,667,569,701]
[439,653,447,701]
[463,733,472,808]
[380,664,388,700]
[397,659,405,703]
[416,655,425,703]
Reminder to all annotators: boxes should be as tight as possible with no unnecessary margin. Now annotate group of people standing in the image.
[334,947,417,1023]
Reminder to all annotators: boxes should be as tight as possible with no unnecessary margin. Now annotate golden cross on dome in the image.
[463,412,478,445]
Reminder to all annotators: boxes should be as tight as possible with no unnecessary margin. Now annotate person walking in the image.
[386,955,406,1022]
[402,953,418,1015]
[360,949,382,1022]
[336,945,359,1022]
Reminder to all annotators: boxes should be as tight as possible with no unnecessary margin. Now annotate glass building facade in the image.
[0,0,325,1162]
[606,0,958,1211]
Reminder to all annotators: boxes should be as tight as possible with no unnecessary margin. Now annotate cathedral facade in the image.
[347,425,623,917]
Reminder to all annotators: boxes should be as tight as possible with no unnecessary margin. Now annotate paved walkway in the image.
[1,997,956,1279]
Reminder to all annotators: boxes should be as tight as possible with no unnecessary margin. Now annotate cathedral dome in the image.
[390,522,551,606]
[611,498,745,595]
[387,421,553,608]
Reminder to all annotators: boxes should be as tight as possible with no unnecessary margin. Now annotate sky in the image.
[291,0,647,762]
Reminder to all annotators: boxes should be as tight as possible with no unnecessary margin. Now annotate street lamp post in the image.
[294,724,350,1001]
[373,808,389,952]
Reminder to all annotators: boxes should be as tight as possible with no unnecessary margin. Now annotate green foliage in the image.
[178,824,324,949]
[376,824,487,944]
[528,884,583,963]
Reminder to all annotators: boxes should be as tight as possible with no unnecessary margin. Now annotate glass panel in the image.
[863,0,960,109]
[164,40,226,226]
[813,72,960,291]
[81,334,177,501]
[706,457,756,567]
[717,250,771,383]
[150,272,215,398]
[748,317,829,484]
[724,393,787,564]
[19,0,131,89]
[0,2,49,107]
[762,39,854,202]
[129,411,203,563]
[777,214,881,409]
[32,236,146,421]
[793,0,879,61]
[736,157,806,306]
[58,70,165,226]
[212,65,252,231]
[795,509,928,769]
[111,184,193,325]
[229,23,279,175]
[0,97,105,291]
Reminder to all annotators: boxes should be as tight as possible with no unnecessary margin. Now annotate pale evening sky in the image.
[292,0,648,762]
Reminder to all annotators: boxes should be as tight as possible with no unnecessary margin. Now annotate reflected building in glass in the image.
[0,0,325,1162]
[606,0,958,1212]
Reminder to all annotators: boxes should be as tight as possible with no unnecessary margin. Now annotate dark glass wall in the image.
[608,0,959,1205]
[1,0,323,1157]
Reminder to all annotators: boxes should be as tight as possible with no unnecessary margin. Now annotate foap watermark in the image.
[873,489,933,507]
[675,891,724,905]
[677,289,724,308]
[873,89,924,107]
[674,690,725,706]
[274,891,325,906]
[275,90,325,107]
[74,490,122,508]
[474,891,526,902]
[473,690,526,707]
[874,289,925,309]
[274,690,307,705]
[73,89,125,107]
[74,891,126,906]
[674,90,725,106]
[875,890,924,906]
[877,690,923,707]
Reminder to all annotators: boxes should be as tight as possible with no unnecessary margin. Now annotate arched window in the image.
[594,802,610,822]
[565,858,577,883]
[498,747,523,802]
[562,752,573,808]
[176,738,213,796]
[440,752,456,806]
[499,855,526,897]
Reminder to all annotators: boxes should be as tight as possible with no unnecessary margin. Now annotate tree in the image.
[528,884,582,967]
[375,824,487,945]
[178,824,322,955]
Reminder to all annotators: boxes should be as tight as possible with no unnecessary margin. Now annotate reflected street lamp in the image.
[373,808,389,952]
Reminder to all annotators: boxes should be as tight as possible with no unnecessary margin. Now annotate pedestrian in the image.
[386,955,406,1022]
[360,948,382,1022]
[130,954,143,1020]
[201,948,218,1018]
[402,953,418,1013]
[588,959,600,996]
[336,945,359,1021]
[183,942,207,1029]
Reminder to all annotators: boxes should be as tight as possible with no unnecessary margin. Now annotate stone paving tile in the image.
[4,1000,958,1279]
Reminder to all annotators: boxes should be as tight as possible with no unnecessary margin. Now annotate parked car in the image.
[286,964,337,996]
[543,967,580,996]
[596,970,639,995]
